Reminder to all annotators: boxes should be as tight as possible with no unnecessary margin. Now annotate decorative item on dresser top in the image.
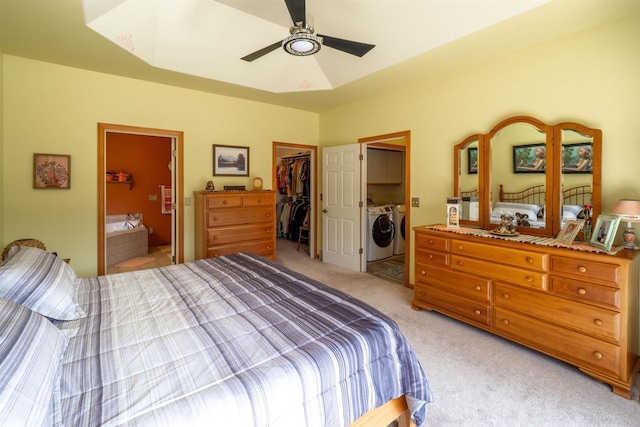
[194,190,276,260]
[412,225,640,398]
[611,199,640,250]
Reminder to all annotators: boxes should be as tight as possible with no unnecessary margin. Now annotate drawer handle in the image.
[525,276,533,283]
[266,246,271,250]
[457,244,463,250]
[457,260,464,266]
[420,270,426,276]
[213,217,218,221]
[266,213,271,217]
[593,351,603,360]
[526,257,533,264]
[502,319,509,326]
[223,200,228,205]
[578,288,587,295]
[578,265,587,273]
[428,239,434,244]
[475,285,481,292]
[474,309,481,315]
[213,235,218,240]
[257,198,262,203]
[594,319,603,326]
[420,290,426,296]
[503,293,510,299]
[428,254,434,259]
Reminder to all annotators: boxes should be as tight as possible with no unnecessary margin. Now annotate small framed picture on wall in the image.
[213,145,250,176]
[33,153,71,189]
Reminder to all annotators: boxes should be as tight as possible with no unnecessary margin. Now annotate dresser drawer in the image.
[207,224,273,246]
[415,233,449,252]
[451,254,547,290]
[494,307,620,377]
[550,276,620,310]
[206,207,274,227]
[206,194,243,209]
[245,192,275,207]
[415,248,449,267]
[494,282,619,343]
[550,256,621,286]
[415,264,489,301]
[206,239,274,259]
[451,239,548,271]
[414,283,490,326]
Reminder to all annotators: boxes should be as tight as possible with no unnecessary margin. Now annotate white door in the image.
[322,144,362,271]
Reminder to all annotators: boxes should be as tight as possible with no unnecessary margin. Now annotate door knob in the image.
[322,209,328,213]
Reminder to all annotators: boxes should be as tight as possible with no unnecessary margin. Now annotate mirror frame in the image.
[454,134,484,227]
[454,116,601,238]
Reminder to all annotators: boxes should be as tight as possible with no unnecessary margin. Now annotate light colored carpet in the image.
[114,257,156,268]
[275,239,640,426]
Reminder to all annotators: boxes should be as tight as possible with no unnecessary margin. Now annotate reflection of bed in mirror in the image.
[492,184,592,228]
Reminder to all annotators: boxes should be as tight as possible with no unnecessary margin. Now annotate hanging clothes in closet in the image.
[276,155,310,198]
[276,197,310,241]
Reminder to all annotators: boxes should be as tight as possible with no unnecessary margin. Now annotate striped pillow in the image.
[0,246,85,320]
[0,298,69,425]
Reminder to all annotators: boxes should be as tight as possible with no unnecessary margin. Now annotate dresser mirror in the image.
[454,116,601,237]
[454,134,483,227]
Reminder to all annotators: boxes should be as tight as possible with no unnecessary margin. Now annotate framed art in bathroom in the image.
[213,144,249,176]
[33,153,71,189]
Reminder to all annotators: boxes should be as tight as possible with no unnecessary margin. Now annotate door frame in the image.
[359,130,411,287]
[272,141,318,258]
[97,123,184,275]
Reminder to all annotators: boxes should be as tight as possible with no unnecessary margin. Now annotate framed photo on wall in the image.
[590,214,620,252]
[213,145,250,176]
[467,147,478,174]
[33,153,71,189]
[512,143,546,173]
[562,142,593,174]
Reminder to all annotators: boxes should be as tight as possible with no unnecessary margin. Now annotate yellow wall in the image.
[320,13,640,281]
[2,56,318,276]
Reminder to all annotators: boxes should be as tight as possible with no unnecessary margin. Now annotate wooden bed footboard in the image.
[350,395,415,427]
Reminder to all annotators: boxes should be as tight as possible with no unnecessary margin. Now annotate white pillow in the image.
[563,204,584,219]
[0,298,69,426]
[0,246,85,320]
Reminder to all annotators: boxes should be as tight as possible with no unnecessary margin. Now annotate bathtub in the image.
[106,219,142,234]
[106,219,148,268]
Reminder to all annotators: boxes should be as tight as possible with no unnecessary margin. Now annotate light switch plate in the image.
[411,197,420,207]
[185,197,191,206]
[149,194,158,201]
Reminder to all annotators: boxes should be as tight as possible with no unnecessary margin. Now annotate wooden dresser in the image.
[194,191,276,260]
[413,226,640,397]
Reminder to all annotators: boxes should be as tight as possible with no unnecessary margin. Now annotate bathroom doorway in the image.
[97,123,184,275]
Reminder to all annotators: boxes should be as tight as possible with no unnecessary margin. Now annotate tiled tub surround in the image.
[106,215,148,268]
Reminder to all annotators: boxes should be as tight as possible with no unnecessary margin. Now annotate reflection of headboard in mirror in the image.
[454,116,601,237]
[460,188,478,198]
[499,184,545,205]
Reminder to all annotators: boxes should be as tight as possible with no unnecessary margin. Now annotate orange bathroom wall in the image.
[106,133,172,247]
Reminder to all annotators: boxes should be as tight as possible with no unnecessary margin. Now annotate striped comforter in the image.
[58,253,432,426]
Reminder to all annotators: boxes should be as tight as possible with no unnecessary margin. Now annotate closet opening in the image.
[273,142,317,259]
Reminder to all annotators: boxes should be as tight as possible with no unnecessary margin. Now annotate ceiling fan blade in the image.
[285,0,306,26]
[318,34,375,57]
[241,41,283,62]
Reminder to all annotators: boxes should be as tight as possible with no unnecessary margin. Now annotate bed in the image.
[0,245,432,427]
[491,183,592,228]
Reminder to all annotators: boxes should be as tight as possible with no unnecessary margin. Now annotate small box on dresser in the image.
[412,225,640,398]
[194,190,276,260]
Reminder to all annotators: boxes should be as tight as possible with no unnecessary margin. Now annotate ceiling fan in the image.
[241,0,375,62]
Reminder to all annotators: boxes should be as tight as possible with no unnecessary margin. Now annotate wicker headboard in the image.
[562,184,592,206]
[460,188,478,198]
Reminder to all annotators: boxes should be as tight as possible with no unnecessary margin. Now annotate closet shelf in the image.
[107,180,134,190]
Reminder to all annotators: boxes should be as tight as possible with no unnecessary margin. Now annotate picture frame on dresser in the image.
[555,219,584,245]
[213,144,249,176]
[590,214,620,252]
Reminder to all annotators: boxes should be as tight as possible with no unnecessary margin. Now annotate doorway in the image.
[97,123,184,276]
[360,131,410,287]
[272,142,317,259]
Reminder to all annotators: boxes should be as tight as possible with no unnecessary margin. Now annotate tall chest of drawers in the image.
[413,226,640,397]
[194,191,276,260]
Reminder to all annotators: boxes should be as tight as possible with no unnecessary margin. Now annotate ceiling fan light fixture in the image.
[283,25,322,56]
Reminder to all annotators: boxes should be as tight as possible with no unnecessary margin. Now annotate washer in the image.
[367,205,395,262]
[392,204,406,255]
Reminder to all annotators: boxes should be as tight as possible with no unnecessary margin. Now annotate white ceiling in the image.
[1,0,639,112]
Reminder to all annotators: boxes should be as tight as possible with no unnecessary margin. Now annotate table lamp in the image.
[611,199,640,250]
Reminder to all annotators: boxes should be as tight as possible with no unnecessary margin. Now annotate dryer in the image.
[367,205,395,262]
[392,204,406,255]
